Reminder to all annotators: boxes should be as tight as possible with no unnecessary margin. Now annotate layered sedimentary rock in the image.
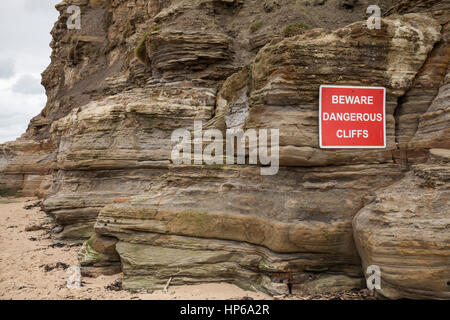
[78,234,121,277]
[225,14,441,166]
[0,140,54,197]
[353,149,450,299]
[43,84,216,238]
[395,23,449,160]
[353,58,450,301]
[40,0,416,240]
[409,68,450,149]
[80,12,447,296]
[144,31,234,76]
[1,0,449,298]
[91,163,403,293]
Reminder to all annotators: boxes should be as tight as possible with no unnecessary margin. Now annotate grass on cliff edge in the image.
[282,22,308,37]
[249,21,263,33]
[135,25,161,64]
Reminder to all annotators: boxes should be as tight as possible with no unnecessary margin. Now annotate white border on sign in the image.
[319,85,386,149]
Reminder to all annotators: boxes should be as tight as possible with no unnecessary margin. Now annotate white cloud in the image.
[24,0,58,12]
[0,0,60,144]
[12,74,44,95]
[0,86,46,143]
[0,58,15,79]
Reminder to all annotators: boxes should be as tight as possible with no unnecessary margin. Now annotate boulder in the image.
[353,151,450,299]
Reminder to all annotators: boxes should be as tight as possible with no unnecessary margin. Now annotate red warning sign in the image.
[319,85,386,148]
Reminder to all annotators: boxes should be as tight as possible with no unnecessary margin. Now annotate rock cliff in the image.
[1,0,449,299]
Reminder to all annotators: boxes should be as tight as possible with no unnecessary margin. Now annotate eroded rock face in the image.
[237,14,441,166]
[42,83,217,238]
[409,68,450,150]
[0,140,55,197]
[78,13,447,296]
[1,0,449,298]
[92,164,403,293]
[145,31,234,76]
[353,149,450,299]
[78,234,121,277]
[395,23,449,161]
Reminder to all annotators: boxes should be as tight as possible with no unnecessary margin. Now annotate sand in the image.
[0,197,271,300]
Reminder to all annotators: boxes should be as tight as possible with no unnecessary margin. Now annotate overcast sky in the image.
[0,0,60,143]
